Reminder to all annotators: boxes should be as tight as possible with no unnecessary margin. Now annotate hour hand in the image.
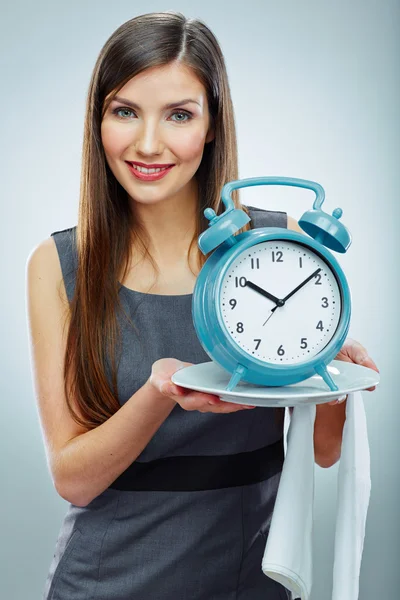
[245,280,284,307]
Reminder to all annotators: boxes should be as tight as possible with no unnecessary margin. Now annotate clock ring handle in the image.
[220,176,351,254]
[221,176,325,210]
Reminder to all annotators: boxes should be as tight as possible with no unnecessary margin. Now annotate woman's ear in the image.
[205,127,215,143]
[205,113,215,143]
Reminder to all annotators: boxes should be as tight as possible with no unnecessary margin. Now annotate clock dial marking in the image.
[220,240,341,364]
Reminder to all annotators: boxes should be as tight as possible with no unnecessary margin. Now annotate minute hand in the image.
[281,267,322,303]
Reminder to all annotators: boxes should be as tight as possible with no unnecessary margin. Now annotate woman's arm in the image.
[26,238,176,508]
[288,398,347,468]
[55,380,176,506]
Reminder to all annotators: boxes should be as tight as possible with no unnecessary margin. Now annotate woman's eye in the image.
[112,107,135,119]
[170,111,192,123]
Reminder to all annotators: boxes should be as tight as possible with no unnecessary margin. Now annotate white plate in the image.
[171,360,380,407]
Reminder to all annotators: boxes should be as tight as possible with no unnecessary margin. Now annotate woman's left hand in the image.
[327,337,380,405]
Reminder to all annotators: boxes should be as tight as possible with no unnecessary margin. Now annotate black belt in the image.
[108,437,284,492]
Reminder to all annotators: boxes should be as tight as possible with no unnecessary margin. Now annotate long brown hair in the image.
[62,11,260,430]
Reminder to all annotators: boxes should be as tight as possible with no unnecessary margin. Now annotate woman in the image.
[26,11,379,599]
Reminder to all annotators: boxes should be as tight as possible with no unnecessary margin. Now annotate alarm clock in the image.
[192,176,352,393]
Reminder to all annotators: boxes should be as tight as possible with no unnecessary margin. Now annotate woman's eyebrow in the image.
[111,96,201,109]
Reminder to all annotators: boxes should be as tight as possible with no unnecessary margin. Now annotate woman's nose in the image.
[134,120,164,155]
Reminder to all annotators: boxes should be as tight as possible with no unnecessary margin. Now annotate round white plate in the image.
[171,360,380,407]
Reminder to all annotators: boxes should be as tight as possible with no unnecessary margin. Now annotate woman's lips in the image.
[126,162,175,181]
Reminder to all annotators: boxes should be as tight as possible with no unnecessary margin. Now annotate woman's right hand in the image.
[148,358,256,414]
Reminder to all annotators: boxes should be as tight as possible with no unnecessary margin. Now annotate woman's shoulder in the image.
[26,234,68,304]
[27,226,75,274]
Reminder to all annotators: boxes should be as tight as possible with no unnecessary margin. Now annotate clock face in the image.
[219,239,342,365]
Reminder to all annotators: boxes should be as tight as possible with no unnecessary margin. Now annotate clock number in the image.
[316,320,324,331]
[321,297,329,308]
[272,251,283,263]
[254,339,261,350]
[229,299,237,309]
[314,273,322,285]
[300,338,308,349]
[235,276,247,288]
[299,256,303,268]
[251,258,260,269]
[236,322,244,333]
[277,345,285,356]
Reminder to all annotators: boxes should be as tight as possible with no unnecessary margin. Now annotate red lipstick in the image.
[125,161,175,182]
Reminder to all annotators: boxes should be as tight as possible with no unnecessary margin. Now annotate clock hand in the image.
[245,280,284,307]
[262,304,279,326]
[281,267,322,304]
[261,267,322,327]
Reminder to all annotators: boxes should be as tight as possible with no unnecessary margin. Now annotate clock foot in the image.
[226,364,248,392]
[314,363,339,391]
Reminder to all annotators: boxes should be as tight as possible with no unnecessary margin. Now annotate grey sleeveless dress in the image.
[43,206,290,600]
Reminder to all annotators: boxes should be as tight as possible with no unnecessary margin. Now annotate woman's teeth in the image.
[131,164,170,174]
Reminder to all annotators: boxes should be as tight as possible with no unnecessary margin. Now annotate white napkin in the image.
[261,391,371,599]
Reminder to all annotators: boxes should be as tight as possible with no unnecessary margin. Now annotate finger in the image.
[173,388,242,407]
[167,385,256,412]
[352,352,380,374]
[360,357,380,373]
[204,397,256,411]
[350,342,372,365]
[335,354,354,363]
[346,339,367,359]
[207,402,256,412]
[342,340,380,373]
[177,391,221,409]
[181,398,254,412]
[219,401,256,411]
[340,337,358,358]
[342,339,368,361]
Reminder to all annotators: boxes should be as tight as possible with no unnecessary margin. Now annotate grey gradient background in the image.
[1,1,399,598]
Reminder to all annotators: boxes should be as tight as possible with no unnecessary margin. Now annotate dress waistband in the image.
[108,437,284,492]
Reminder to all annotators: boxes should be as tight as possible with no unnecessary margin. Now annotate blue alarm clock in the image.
[192,176,352,393]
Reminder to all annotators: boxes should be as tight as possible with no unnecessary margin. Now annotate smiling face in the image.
[101,61,214,207]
